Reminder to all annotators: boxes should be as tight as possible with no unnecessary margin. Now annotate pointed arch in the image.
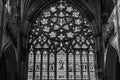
[21,0,99,41]
[0,44,17,80]
[27,1,98,80]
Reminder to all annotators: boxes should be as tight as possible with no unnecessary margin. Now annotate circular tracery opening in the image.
[27,1,97,80]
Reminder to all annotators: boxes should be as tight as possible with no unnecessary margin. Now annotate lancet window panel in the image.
[68,53,74,79]
[49,53,55,79]
[27,0,97,80]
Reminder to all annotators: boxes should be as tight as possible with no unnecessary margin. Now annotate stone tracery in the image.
[27,1,96,80]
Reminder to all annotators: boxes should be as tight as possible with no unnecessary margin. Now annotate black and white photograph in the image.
[0,0,120,80]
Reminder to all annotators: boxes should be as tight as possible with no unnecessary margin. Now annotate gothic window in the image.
[27,0,97,80]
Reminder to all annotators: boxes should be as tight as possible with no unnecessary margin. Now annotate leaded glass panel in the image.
[68,53,74,79]
[27,0,97,80]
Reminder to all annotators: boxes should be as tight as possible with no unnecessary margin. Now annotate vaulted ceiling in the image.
[101,0,114,24]
[21,0,114,29]
[22,0,114,23]
[6,0,115,46]
[19,0,114,37]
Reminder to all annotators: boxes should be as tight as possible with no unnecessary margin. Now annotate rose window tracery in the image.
[27,1,97,80]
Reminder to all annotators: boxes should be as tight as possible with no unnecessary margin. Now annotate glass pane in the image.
[29,51,34,62]
[90,72,96,80]
[35,50,41,72]
[75,51,81,79]
[35,72,40,80]
[89,51,94,62]
[89,63,95,72]
[76,72,81,80]
[57,50,66,79]
[28,62,34,72]
[35,62,40,71]
[27,72,33,80]
[42,72,47,79]
[68,53,74,79]
[82,51,89,79]
[49,72,54,79]
[49,53,55,79]
[42,50,48,79]
[83,72,89,79]
[42,62,47,71]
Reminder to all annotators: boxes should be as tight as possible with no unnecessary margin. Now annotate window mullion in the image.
[55,52,57,80]
[40,51,43,80]
[80,50,83,79]
[74,51,76,80]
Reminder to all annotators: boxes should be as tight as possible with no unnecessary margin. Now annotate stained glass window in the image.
[27,0,97,80]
